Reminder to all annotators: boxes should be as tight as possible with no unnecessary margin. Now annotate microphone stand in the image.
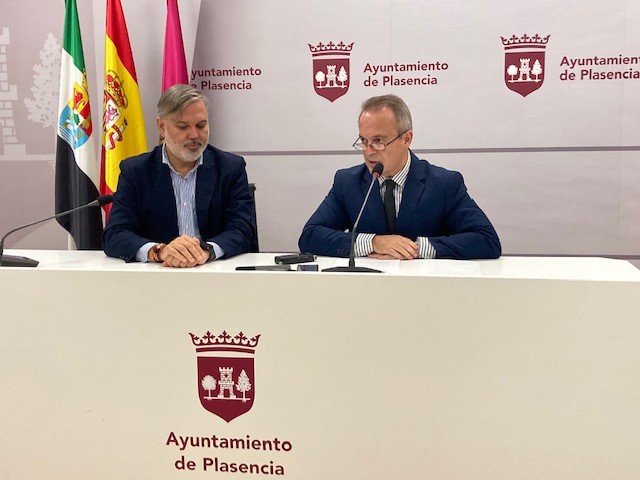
[0,196,112,268]
[323,165,382,273]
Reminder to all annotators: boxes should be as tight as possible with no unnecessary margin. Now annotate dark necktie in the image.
[383,179,396,232]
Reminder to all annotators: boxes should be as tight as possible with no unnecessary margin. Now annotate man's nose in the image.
[363,143,378,153]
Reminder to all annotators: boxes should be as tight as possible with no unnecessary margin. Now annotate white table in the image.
[1,251,639,479]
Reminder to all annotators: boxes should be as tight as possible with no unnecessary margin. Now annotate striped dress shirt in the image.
[354,153,436,259]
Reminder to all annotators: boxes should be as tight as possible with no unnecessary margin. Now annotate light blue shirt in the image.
[135,146,224,262]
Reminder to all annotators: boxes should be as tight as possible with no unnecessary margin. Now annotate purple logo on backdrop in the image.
[308,41,354,102]
[189,330,260,423]
[501,34,550,97]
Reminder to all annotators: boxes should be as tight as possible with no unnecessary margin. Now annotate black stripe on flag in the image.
[55,137,103,250]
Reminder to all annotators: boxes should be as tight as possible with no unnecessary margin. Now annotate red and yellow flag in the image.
[100,0,147,217]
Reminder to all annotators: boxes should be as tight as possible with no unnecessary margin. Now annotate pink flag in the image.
[162,0,188,91]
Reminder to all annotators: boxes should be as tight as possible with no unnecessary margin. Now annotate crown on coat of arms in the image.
[190,330,261,351]
[501,34,550,48]
[308,41,354,54]
[104,70,128,108]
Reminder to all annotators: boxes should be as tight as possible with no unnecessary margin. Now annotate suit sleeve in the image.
[298,173,354,257]
[428,171,501,259]
[102,161,152,262]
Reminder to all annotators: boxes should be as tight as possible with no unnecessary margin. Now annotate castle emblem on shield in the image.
[189,330,260,423]
[308,41,354,102]
[501,34,550,97]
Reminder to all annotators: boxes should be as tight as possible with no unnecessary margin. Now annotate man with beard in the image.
[103,84,256,267]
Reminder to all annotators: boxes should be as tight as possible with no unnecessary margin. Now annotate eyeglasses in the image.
[352,132,405,151]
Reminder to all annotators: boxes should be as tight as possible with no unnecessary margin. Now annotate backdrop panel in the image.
[0,0,638,259]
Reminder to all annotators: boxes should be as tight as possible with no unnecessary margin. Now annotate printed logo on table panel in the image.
[189,330,260,423]
[501,34,550,97]
[102,70,129,150]
[58,76,93,149]
[309,41,354,102]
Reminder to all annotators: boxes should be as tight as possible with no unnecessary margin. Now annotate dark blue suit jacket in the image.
[103,145,256,261]
[298,153,501,259]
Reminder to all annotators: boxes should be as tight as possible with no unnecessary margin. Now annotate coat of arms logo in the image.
[189,330,260,423]
[59,77,93,149]
[501,34,550,97]
[309,41,354,102]
[102,70,129,149]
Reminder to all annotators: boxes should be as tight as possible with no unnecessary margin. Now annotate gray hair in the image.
[360,94,413,133]
[157,84,210,118]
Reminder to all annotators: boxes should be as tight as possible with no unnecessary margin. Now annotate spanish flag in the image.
[100,0,147,217]
[56,0,102,249]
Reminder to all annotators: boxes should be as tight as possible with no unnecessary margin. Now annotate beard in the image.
[164,132,208,163]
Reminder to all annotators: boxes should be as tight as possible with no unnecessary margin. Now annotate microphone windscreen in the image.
[97,194,114,206]
[372,163,384,176]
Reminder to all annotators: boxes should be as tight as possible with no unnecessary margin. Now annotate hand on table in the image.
[370,234,419,260]
[160,235,209,268]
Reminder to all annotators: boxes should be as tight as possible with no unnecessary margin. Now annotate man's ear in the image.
[156,116,165,137]
[403,129,414,147]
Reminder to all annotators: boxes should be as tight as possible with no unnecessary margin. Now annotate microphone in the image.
[323,163,383,273]
[0,195,113,268]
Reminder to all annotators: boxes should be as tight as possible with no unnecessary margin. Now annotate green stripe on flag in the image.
[62,0,86,72]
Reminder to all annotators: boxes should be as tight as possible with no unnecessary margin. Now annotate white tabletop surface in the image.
[4,249,640,282]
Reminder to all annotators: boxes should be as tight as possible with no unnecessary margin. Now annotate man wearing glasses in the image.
[298,94,501,260]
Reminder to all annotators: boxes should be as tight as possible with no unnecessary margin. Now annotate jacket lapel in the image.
[361,169,387,233]
[151,147,179,237]
[396,153,426,232]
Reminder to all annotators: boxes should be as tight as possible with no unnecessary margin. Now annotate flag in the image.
[100,0,147,218]
[55,0,102,249]
[163,0,188,91]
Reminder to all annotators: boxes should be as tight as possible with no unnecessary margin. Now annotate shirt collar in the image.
[161,143,203,176]
[379,151,411,188]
